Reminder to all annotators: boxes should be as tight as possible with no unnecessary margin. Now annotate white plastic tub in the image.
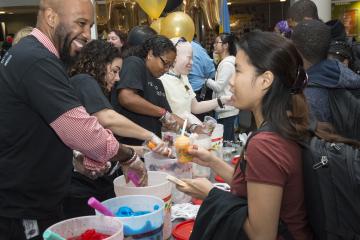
[113,171,172,239]
[96,195,164,239]
[44,215,123,239]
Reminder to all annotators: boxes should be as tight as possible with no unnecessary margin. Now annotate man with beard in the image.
[0,0,148,239]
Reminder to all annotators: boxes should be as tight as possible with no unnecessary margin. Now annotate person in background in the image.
[0,33,13,58]
[188,39,216,121]
[122,25,157,58]
[286,0,319,29]
[107,29,127,53]
[291,20,360,124]
[13,26,34,45]
[111,35,182,146]
[205,33,239,141]
[327,41,352,67]
[65,40,169,218]
[326,19,360,74]
[0,0,147,238]
[274,20,292,38]
[177,31,313,239]
[159,37,231,132]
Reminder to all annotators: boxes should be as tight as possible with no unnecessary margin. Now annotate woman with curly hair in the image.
[64,40,169,218]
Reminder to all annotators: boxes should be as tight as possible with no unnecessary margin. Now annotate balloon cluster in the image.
[135,0,195,42]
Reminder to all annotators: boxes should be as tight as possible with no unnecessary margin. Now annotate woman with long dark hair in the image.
[205,33,239,141]
[176,31,314,239]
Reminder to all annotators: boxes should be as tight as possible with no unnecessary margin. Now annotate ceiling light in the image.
[280,0,286,2]
[0,11,6,14]
[227,2,232,5]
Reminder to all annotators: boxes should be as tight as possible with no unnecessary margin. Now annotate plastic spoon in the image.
[88,197,115,216]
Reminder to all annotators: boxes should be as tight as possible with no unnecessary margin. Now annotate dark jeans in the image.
[0,215,63,240]
[217,115,237,141]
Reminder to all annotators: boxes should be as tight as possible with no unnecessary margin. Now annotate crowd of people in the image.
[0,0,359,239]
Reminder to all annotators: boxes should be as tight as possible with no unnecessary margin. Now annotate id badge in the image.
[22,219,39,239]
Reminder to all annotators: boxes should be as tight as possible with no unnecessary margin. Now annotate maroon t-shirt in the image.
[231,132,313,240]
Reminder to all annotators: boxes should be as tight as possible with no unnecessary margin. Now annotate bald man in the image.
[0,1,147,239]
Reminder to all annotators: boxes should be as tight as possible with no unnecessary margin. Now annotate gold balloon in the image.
[160,12,195,42]
[150,18,164,34]
[136,0,167,19]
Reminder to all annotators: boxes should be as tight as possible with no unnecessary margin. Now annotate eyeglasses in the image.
[159,56,173,69]
[174,37,187,48]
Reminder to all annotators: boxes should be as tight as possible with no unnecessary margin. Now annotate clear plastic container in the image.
[95,195,164,239]
[144,152,192,204]
[211,124,224,159]
[113,171,172,240]
[191,134,212,178]
[44,216,123,239]
[175,135,192,163]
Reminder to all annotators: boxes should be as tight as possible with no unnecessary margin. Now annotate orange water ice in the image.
[175,135,192,163]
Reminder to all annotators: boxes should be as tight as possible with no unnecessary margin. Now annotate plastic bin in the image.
[44,216,123,239]
[113,171,172,239]
[96,195,164,239]
[144,152,192,204]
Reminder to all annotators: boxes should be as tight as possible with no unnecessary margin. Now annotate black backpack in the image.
[242,124,360,240]
[308,83,360,141]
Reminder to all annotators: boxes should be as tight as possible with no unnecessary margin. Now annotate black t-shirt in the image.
[71,74,112,114]
[70,74,119,199]
[111,56,171,145]
[0,35,81,219]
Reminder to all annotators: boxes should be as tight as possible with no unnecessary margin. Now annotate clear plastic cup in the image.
[175,135,192,163]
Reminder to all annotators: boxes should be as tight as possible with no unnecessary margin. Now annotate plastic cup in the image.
[175,135,192,163]
[192,135,211,178]
[223,146,235,163]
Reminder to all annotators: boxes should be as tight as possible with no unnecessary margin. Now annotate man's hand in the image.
[121,155,148,187]
[73,151,111,180]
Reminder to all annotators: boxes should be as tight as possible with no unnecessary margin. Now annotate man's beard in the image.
[55,26,79,69]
